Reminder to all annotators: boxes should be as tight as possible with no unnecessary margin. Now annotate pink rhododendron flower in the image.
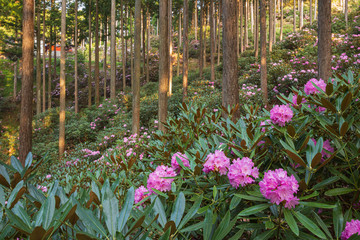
[259,168,299,209]
[147,165,177,193]
[341,219,360,240]
[171,152,190,172]
[134,185,149,204]
[270,105,294,127]
[304,78,326,95]
[292,94,306,106]
[311,139,334,161]
[227,157,259,188]
[203,150,230,175]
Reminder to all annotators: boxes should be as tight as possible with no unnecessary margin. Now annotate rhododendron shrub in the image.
[227,157,259,188]
[203,150,230,175]
[341,219,360,240]
[304,78,327,95]
[171,152,190,172]
[134,185,149,204]
[270,104,294,126]
[147,165,177,193]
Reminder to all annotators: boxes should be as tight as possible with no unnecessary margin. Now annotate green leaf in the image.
[203,209,213,240]
[159,227,171,240]
[253,229,276,240]
[312,176,340,190]
[299,191,319,200]
[151,188,169,199]
[153,197,167,228]
[24,152,33,169]
[41,195,56,230]
[170,192,185,227]
[300,202,336,209]
[103,194,119,237]
[238,204,271,216]
[228,227,245,240]
[234,193,267,202]
[118,186,134,232]
[178,195,203,230]
[284,209,299,236]
[212,211,230,240]
[12,203,32,231]
[312,211,332,239]
[179,222,204,233]
[333,202,344,238]
[6,180,23,208]
[0,186,4,206]
[230,195,242,210]
[11,156,23,174]
[325,188,355,196]
[5,208,32,234]
[76,206,108,237]
[293,211,326,239]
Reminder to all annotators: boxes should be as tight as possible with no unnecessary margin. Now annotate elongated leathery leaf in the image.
[170,192,185,227]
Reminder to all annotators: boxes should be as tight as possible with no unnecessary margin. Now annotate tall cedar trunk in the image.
[255,0,259,58]
[13,61,18,101]
[310,0,313,25]
[179,11,182,48]
[19,0,35,165]
[53,0,56,79]
[250,0,254,33]
[59,0,66,158]
[300,0,303,29]
[318,0,331,82]
[168,0,173,96]
[48,4,52,110]
[142,9,146,77]
[260,0,268,107]
[199,0,203,78]
[121,1,126,91]
[314,0,317,20]
[195,1,198,40]
[214,3,218,54]
[280,0,283,40]
[244,0,248,47]
[239,0,243,53]
[293,0,296,32]
[158,0,169,132]
[344,0,348,29]
[95,0,99,105]
[217,0,222,65]
[269,0,273,52]
[210,0,215,81]
[273,0,276,43]
[203,5,207,69]
[103,19,107,99]
[88,0,92,106]
[110,0,116,99]
[42,0,46,112]
[130,13,133,89]
[132,0,141,134]
[75,0,79,113]
[36,8,41,115]
[146,10,150,83]
[182,0,189,100]
[177,11,181,77]
[222,0,240,120]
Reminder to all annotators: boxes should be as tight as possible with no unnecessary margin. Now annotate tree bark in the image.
[183,0,189,100]
[269,0,273,52]
[42,0,46,112]
[110,0,116,99]
[293,0,296,32]
[318,0,331,82]
[142,9,146,76]
[239,0,243,53]
[344,0,348,29]
[158,0,169,132]
[255,0,259,58]
[75,0,79,113]
[19,0,35,165]
[310,0,313,25]
[168,0,173,96]
[244,0,248,48]
[121,1,126,91]
[280,0,283,40]
[273,0,277,43]
[300,0,303,29]
[210,0,215,81]
[13,61,18,101]
[195,1,198,41]
[103,19,107,99]
[146,10,150,83]
[199,0,204,78]
[217,0,222,65]
[88,0,92,106]
[95,0,100,105]
[177,11,181,77]
[48,4,52,110]
[251,0,254,34]
[132,0,141,135]
[260,0,268,107]
[203,4,207,69]
[314,0,317,20]
[36,7,41,115]
[59,0,66,159]
[222,0,240,120]
[53,0,56,79]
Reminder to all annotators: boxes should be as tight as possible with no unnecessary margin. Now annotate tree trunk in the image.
[103,19,107,99]
[273,0,276,43]
[293,0,296,32]
[146,10,150,83]
[210,0,215,81]
[132,0,141,135]
[244,0,248,48]
[239,0,243,53]
[195,1,198,41]
[314,0,317,20]
[42,0,46,112]
[158,0,169,132]
[255,0,259,58]
[269,0,273,52]
[260,0,268,107]
[110,0,116,99]
[19,0,35,165]
[344,0,348,29]
[251,0,254,34]
[36,7,41,115]
[199,0,203,78]
[53,0,56,79]
[203,4,207,69]
[222,0,240,120]
[177,11,181,77]
[95,0,100,105]
[280,0,283,40]
[130,14,134,90]
[300,0,303,29]
[75,0,79,113]
[179,11,182,48]
[318,0,331,82]
[183,0,189,100]
[168,0,173,96]
[88,0,92,106]
[310,0,313,25]
[142,9,146,76]
[48,9,52,110]
[13,61,18,101]
[59,0,66,159]
[217,0,222,65]
[121,0,126,91]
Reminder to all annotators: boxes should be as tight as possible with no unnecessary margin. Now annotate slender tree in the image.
[36,7,41,115]
[146,9,150,83]
[210,0,215,81]
[240,0,243,53]
[344,0,348,29]
[103,19,107,99]
[217,0,222,65]
[48,3,52,110]
[94,0,100,105]
[182,0,189,99]
[293,0,296,32]
[199,0,204,78]
[53,0,56,79]
[88,0,92,106]
[132,0,141,134]
[255,0,259,58]
[110,0,116,99]
[19,0,35,165]
[13,61,18,101]
[42,0,46,112]
[280,0,283,40]
[75,0,79,113]
[310,0,313,25]
[318,0,331,82]
[222,0,240,120]
[260,0,268,107]
[121,0,126,91]
[158,0,169,131]
[168,0,173,96]
[300,0,303,29]
[244,0,248,47]
[195,1,198,41]
[59,0,66,158]
[269,0,273,52]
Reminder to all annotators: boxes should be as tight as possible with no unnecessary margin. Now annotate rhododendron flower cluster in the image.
[147,165,177,193]
[203,150,230,175]
[227,157,259,188]
[311,139,334,161]
[341,219,360,240]
[304,78,326,95]
[292,94,306,106]
[171,152,190,172]
[259,168,299,209]
[270,105,294,127]
[134,185,149,204]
